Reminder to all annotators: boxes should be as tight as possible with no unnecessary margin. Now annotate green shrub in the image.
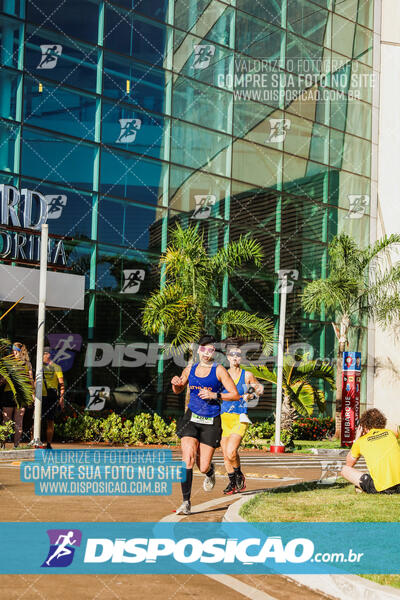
[0,420,14,444]
[292,417,335,440]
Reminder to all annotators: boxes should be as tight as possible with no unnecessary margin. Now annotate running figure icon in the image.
[45,531,77,566]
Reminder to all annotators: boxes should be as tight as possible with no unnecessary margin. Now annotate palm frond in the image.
[0,339,33,408]
[243,364,277,384]
[218,310,274,354]
[211,236,263,277]
[360,233,400,269]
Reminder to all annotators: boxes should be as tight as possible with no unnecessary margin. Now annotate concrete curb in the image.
[0,448,35,460]
[224,486,400,600]
[287,575,400,600]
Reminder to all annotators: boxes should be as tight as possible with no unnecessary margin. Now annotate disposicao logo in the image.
[41,529,82,568]
[82,536,314,564]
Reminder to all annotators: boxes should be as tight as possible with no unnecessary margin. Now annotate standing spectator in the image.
[1,343,34,448]
[41,347,65,449]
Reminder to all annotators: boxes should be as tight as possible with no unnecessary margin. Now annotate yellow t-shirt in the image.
[43,362,63,396]
[351,429,400,491]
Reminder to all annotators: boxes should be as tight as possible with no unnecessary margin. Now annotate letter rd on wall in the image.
[0,184,66,266]
[0,184,85,310]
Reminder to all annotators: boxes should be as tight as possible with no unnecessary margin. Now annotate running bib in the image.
[240,413,252,424]
[190,413,214,425]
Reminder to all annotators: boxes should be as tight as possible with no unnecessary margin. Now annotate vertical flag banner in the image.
[341,351,361,446]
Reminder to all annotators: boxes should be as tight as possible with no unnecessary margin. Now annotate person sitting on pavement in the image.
[341,408,400,494]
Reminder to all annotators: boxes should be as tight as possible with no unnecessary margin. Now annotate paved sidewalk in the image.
[0,444,345,599]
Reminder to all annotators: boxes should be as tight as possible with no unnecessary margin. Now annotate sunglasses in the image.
[228,351,241,357]
[199,345,215,355]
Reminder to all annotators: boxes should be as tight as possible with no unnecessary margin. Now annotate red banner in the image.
[341,352,361,447]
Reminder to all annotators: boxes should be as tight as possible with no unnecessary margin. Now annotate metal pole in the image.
[33,224,48,446]
[274,273,287,447]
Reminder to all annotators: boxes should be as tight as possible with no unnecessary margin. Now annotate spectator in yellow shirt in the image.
[40,346,65,450]
[341,408,400,494]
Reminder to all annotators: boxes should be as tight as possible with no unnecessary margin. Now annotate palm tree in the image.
[301,233,400,437]
[0,302,33,408]
[142,223,274,353]
[244,353,335,446]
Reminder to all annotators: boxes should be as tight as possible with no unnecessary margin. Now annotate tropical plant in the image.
[301,233,400,436]
[141,223,274,352]
[0,300,33,408]
[244,353,335,446]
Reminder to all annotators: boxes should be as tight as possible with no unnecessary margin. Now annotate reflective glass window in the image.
[232,140,281,188]
[173,76,231,133]
[114,0,169,22]
[25,28,98,93]
[354,25,373,66]
[100,149,166,204]
[283,154,329,199]
[24,78,97,140]
[173,33,233,91]
[98,196,165,253]
[20,178,93,240]
[102,100,167,160]
[236,0,282,27]
[332,14,355,59]
[26,0,100,44]
[21,127,96,190]
[0,119,18,172]
[0,15,23,69]
[286,34,325,76]
[171,119,231,176]
[103,52,167,114]
[288,0,329,47]
[104,5,168,66]
[0,0,24,17]
[236,12,281,60]
[96,246,155,296]
[169,165,229,218]
[0,69,20,121]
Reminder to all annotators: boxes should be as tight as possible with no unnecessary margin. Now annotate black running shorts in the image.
[42,389,59,421]
[359,473,400,494]
[177,409,221,448]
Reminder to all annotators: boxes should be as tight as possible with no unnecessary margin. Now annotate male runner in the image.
[171,334,239,515]
[41,347,65,449]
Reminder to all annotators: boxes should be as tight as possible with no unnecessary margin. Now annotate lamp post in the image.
[32,224,48,446]
[270,273,287,453]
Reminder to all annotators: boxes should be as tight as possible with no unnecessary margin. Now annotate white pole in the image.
[33,224,48,446]
[274,273,287,447]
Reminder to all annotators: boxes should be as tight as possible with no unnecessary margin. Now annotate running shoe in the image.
[203,463,216,492]
[223,481,237,495]
[175,500,191,515]
[235,472,246,492]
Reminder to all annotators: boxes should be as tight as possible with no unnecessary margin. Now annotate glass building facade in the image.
[0,0,374,417]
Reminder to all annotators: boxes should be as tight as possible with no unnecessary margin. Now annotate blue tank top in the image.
[221,369,248,415]
[188,363,222,417]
